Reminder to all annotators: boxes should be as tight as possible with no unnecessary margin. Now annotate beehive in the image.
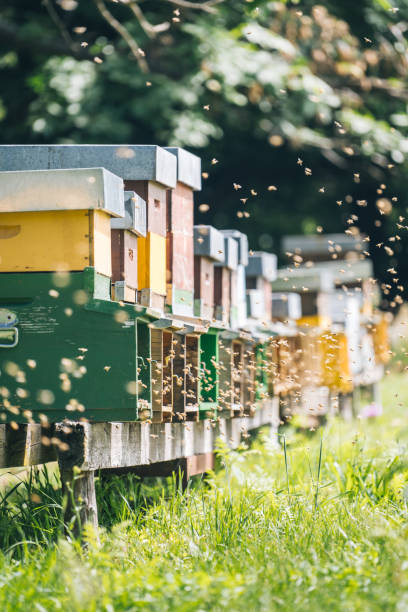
[0,144,175,238]
[164,148,201,317]
[137,232,167,308]
[214,237,238,326]
[0,268,146,423]
[282,233,365,263]
[247,289,265,319]
[111,191,146,303]
[371,315,391,365]
[272,267,334,322]
[272,292,302,321]
[0,168,124,276]
[320,331,353,393]
[194,257,214,320]
[221,230,248,329]
[0,146,176,312]
[246,251,277,322]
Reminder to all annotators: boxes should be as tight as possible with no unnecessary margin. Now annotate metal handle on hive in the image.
[0,327,19,348]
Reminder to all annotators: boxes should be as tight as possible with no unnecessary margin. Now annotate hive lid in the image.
[217,236,238,270]
[165,147,201,191]
[221,230,249,266]
[312,259,374,285]
[111,191,146,236]
[0,145,177,188]
[246,251,277,281]
[282,233,364,259]
[272,267,334,293]
[0,167,124,217]
[193,225,225,262]
[272,292,302,320]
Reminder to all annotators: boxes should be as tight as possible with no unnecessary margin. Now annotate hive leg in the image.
[61,468,98,537]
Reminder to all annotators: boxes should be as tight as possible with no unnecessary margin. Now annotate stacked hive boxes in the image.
[278,233,383,399]
[214,236,238,327]
[0,167,123,276]
[221,230,248,329]
[0,167,151,422]
[0,144,177,311]
[165,147,201,317]
[111,190,146,302]
[0,146,387,426]
[272,267,334,327]
[271,293,302,322]
[246,252,277,321]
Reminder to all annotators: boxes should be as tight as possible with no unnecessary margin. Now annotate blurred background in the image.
[0,0,407,311]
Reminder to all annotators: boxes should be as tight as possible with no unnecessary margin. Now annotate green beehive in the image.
[0,268,155,424]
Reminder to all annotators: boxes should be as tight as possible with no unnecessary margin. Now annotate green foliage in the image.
[0,0,408,308]
[1,374,408,609]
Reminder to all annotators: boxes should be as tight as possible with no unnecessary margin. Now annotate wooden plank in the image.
[232,340,244,414]
[162,330,174,421]
[243,344,256,415]
[0,423,56,468]
[0,399,280,470]
[137,320,152,419]
[185,335,199,421]
[218,338,233,416]
[54,400,279,472]
[151,328,163,422]
[172,333,186,421]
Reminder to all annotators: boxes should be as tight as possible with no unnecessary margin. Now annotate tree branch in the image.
[128,2,170,39]
[94,0,149,72]
[42,0,75,52]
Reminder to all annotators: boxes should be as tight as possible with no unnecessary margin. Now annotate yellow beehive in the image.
[137,231,166,295]
[320,331,352,393]
[296,315,331,329]
[0,209,112,276]
[372,315,390,364]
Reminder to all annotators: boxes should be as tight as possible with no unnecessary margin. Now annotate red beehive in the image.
[111,191,146,302]
[165,148,201,317]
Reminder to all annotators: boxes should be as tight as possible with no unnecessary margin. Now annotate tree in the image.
[0,0,407,309]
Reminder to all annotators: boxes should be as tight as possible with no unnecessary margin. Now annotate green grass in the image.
[1,372,408,611]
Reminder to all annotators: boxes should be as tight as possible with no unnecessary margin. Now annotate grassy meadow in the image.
[1,371,408,611]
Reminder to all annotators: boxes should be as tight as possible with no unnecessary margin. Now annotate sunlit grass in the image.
[1,372,408,611]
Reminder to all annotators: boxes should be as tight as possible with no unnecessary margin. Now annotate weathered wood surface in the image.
[61,469,98,537]
[57,400,279,471]
[0,424,57,468]
[0,400,279,470]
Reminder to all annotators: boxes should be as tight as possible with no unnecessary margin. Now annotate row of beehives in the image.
[0,145,277,324]
[0,145,389,425]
